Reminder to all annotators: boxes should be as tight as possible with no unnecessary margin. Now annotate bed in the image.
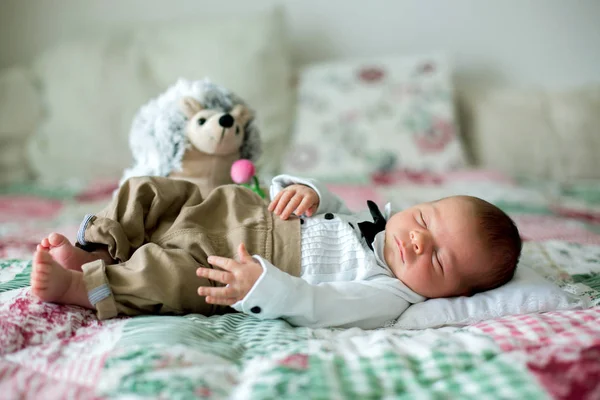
[2,7,600,398]
[1,170,599,399]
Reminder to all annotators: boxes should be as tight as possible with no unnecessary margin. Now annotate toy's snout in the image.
[188,112,242,155]
[179,96,253,156]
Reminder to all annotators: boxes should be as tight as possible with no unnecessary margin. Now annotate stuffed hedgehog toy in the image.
[119,78,262,197]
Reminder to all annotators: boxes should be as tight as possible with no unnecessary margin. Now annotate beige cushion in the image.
[459,85,600,181]
[0,67,41,184]
[26,7,293,183]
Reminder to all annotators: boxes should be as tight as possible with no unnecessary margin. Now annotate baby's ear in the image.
[179,96,204,118]
[231,104,253,126]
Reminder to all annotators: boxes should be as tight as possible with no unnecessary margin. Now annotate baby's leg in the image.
[38,233,113,271]
[30,249,94,309]
[83,244,224,319]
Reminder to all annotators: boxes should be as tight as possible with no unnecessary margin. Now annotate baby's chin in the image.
[395,275,429,297]
[388,261,405,281]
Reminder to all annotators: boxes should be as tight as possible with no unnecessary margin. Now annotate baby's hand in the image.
[196,243,262,306]
[268,184,320,220]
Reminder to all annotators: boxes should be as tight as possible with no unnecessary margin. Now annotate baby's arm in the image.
[269,175,352,217]
[199,254,412,329]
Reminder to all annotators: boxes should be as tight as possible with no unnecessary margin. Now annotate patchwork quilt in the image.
[1,171,599,399]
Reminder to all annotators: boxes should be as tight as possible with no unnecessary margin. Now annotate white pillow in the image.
[395,265,588,330]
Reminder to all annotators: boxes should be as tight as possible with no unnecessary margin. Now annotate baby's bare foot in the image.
[37,233,95,271]
[30,250,93,309]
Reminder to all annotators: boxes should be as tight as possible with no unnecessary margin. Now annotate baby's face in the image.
[383,196,492,298]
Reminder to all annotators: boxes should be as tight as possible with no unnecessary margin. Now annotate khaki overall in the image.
[79,176,301,320]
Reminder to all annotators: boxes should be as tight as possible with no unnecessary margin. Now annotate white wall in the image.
[1,0,599,89]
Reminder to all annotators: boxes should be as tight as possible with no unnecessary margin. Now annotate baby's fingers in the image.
[294,196,316,217]
[196,266,232,284]
[280,195,303,220]
[237,242,253,263]
[267,190,284,212]
[206,255,241,272]
[272,190,295,216]
[205,296,238,306]
[197,285,237,298]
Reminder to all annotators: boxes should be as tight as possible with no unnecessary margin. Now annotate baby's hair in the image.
[463,196,522,294]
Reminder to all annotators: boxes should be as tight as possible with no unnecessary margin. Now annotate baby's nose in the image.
[409,231,426,255]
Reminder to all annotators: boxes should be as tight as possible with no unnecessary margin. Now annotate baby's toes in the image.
[36,244,51,253]
[31,252,50,283]
[40,237,51,249]
[30,273,48,289]
[48,233,68,247]
[35,249,56,265]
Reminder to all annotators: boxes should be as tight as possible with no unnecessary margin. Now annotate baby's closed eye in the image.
[432,253,444,273]
[420,211,428,227]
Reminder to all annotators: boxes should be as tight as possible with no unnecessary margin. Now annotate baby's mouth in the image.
[395,236,405,264]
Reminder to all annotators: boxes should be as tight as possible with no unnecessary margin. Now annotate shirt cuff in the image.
[231,255,293,319]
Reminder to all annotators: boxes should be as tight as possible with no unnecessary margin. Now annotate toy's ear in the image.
[231,104,253,126]
[180,96,204,118]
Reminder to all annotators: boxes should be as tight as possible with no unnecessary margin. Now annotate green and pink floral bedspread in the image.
[1,171,599,399]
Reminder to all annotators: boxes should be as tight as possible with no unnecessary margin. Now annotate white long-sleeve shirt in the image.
[231,175,425,329]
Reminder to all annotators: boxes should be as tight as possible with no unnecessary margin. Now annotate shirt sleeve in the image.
[231,256,412,329]
[270,174,352,215]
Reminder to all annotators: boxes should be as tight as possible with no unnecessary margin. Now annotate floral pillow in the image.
[281,55,467,184]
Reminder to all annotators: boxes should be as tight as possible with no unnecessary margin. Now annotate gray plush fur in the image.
[119,78,262,186]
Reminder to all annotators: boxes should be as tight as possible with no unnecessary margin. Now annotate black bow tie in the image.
[358,200,387,250]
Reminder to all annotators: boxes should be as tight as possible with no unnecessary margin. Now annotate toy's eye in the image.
[236,126,240,135]
[198,118,207,126]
